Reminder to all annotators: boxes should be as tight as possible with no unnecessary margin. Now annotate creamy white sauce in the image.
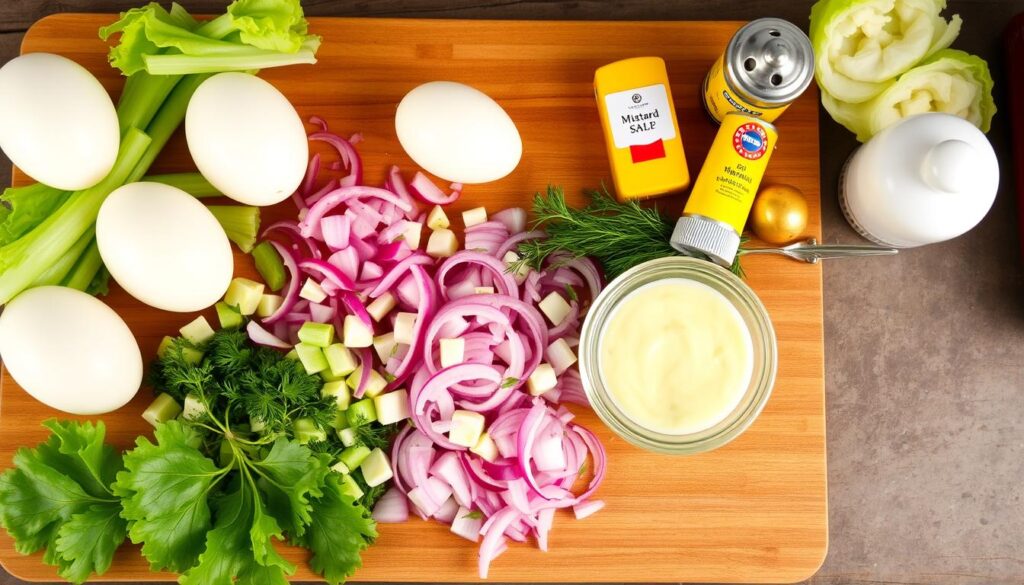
[599,278,754,435]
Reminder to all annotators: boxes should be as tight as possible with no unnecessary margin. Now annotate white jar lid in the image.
[844,113,999,247]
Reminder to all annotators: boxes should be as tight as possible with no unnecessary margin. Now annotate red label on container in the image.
[630,139,666,163]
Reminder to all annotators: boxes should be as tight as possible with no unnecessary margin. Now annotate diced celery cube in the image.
[293,417,327,444]
[527,363,557,396]
[331,460,350,475]
[294,343,328,374]
[256,294,283,318]
[331,409,351,430]
[366,293,396,322]
[284,348,299,361]
[324,343,358,377]
[471,432,499,462]
[181,346,205,365]
[440,338,465,368]
[250,417,267,433]
[215,302,243,330]
[322,380,351,411]
[427,205,450,230]
[343,315,373,347]
[339,445,371,470]
[449,410,485,447]
[298,321,335,347]
[339,472,364,499]
[373,332,397,362]
[360,448,393,487]
[143,393,182,427]
[346,398,378,427]
[426,228,458,258]
[538,292,571,326]
[374,390,410,425]
[337,426,358,447]
[180,315,216,345]
[181,393,207,421]
[346,366,387,398]
[299,278,327,303]
[225,277,265,315]
[393,312,417,345]
[462,206,487,228]
[156,336,175,359]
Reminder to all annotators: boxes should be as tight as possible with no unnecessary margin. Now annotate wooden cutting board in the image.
[0,14,827,583]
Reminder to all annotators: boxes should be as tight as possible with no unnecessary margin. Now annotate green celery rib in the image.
[143,172,221,197]
[63,238,104,292]
[127,73,211,184]
[208,205,260,253]
[117,72,183,137]
[0,128,151,305]
[31,228,95,287]
[142,44,319,75]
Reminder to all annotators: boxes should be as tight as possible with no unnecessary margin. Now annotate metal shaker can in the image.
[702,18,814,124]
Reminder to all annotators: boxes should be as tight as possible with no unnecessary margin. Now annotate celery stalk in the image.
[127,74,210,184]
[117,72,183,137]
[62,239,104,292]
[0,128,151,304]
[207,206,260,253]
[32,227,95,287]
[144,172,221,197]
[142,41,319,75]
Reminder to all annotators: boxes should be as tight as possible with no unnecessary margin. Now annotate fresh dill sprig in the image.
[512,185,747,279]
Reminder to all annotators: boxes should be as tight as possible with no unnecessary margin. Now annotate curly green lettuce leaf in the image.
[251,439,330,536]
[0,420,126,584]
[0,184,70,247]
[114,421,228,573]
[301,473,377,585]
[823,48,995,140]
[100,0,319,76]
[179,475,292,585]
[810,0,961,103]
[225,0,312,52]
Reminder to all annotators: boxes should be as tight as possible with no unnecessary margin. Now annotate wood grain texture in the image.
[0,13,827,584]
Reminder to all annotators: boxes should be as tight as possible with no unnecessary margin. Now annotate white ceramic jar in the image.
[840,113,999,248]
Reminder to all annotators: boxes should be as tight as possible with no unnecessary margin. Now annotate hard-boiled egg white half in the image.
[186,72,308,206]
[395,81,522,184]
[0,53,120,191]
[0,286,142,415]
[97,182,233,312]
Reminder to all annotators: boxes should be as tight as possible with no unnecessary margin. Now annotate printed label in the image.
[732,122,769,160]
[604,84,676,149]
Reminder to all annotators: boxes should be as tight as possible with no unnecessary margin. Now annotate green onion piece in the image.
[338,445,371,470]
[142,393,182,427]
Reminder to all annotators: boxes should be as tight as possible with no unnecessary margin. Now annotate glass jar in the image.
[579,257,777,455]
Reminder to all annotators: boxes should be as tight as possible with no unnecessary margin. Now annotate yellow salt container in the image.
[594,57,690,201]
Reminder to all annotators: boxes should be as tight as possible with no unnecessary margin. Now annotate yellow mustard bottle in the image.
[594,57,690,201]
[670,112,778,267]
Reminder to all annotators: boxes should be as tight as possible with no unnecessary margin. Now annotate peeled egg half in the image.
[396,81,522,184]
[0,286,142,415]
[97,182,233,312]
[186,72,308,206]
[0,53,119,190]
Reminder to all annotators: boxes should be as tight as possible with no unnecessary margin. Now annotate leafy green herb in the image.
[513,186,747,279]
[501,377,520,389]
[564,284,578,302]
[0,420,126,584]
[461,510,484,520]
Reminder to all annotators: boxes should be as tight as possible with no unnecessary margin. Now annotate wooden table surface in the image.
[2,2,1024,585]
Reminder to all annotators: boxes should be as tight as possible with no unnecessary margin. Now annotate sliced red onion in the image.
[300,186,413,237]
[310,131,363,186]
[246,320,291,349]
[437,251,519,300]
[495,230,545,260]
[368,253,434,298]
[451,506,483,542]
[309,303,334,324]
[479,506,519,579]
[351,348,373,399]
[326,248,360,282]
[409,171,460,205]
[262,221,322,260]
[491,208,527,234]
[434,497,460,523]
[372,487,410,523]
[572,499,605,520]
[301,258,357,292]
[321,215,351,250]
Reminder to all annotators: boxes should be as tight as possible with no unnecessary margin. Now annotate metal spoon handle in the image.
[740,238,899,264]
